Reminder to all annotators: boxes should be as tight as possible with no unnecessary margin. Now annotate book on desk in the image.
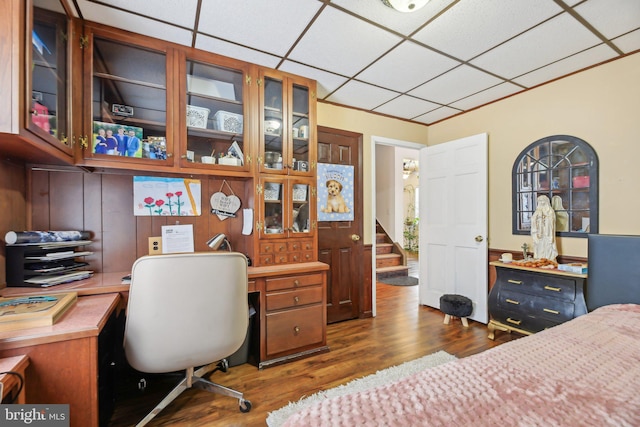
[0,292,77,332]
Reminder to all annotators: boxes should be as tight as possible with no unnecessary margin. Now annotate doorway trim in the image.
[371,135,426,317]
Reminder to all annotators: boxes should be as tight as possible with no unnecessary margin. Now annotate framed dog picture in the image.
[317,163,354,221]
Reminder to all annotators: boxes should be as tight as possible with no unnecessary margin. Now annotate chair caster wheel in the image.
[240,399,252,413]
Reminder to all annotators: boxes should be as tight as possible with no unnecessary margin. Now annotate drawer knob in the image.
[293,326,300,335]
[543,308,560,315]
[507,279,523,285]
[506,317,522,326]
[293,280,300,287]
[544,285,561,292]
[294,296,300,304]
[506,298,520,305]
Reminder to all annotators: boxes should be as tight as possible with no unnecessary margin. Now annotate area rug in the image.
[266,350,456,427]
[378,275,418,286]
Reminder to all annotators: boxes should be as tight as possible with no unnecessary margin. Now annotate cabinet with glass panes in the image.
[257,176,316,265]
[78,23,176,170]
[513,135,598,237]
[258,68,316,177]
[179,50,252,175]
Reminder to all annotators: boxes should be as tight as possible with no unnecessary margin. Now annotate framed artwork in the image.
[133,176,202,216]
[317,163,354,221]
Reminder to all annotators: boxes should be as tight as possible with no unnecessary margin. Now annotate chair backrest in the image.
[124,252,248,373]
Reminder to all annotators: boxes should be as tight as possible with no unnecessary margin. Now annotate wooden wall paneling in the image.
[0,160,27,285]
[83,173,104,272]
[29,169,51,230]
[49,170,84,230]
[101,174,136,272]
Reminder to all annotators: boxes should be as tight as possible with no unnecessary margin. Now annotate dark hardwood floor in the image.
[108,279,519,426]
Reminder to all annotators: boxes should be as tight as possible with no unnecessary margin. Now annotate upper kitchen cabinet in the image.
[178,50,253,176]
[258,68,316,177]
[0,0,77,165]
[78,23,176,170]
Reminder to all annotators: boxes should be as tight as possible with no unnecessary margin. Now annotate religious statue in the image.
[531,195,558,261]
[552,195,569,232]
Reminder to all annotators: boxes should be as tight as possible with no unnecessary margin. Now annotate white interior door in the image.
[419,133,488,323]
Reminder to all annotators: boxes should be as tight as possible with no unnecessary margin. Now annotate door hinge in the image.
[79,35,89,49]
[256,184,263,195]
[246,74,251,86]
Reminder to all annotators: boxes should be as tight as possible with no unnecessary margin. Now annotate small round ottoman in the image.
[439,294,473,327]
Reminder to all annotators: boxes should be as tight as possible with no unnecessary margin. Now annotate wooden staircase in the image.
[375,222,409,281]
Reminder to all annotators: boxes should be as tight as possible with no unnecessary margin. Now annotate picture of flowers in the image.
[133,176,202,216]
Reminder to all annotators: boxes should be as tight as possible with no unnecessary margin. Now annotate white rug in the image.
[266,350,456,427]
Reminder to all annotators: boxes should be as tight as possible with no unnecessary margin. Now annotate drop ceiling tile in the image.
[288,7,403,76]
[76,0,193,46]
[88,0,199,28]
[358,41,460,92]
[198,0,321,56]
[194,35,282,69]
[374,95,441,119]
[330,0,457,36]
[574,0,640,39]
[412,0,562,61]
[470,13,603,79]
[448,82,522,111]
[326,80,399,111]
[413,106,461,124]
[612,29,640,53]
[278,61,349,99]
[409,65,504,104]
[513,44,619,88]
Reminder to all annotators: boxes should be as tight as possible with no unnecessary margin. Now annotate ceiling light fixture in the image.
[381,0,430,13]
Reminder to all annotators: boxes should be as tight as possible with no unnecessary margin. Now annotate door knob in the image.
[351,234,361,241]
[475,235,484,242]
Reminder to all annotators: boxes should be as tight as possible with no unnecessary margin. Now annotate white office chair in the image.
[123,252,252,426]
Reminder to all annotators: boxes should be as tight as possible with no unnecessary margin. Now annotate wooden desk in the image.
[0,293,120,427]
[0,354,29,403]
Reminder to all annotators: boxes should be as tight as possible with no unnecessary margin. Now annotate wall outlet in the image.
[148,237,162,255]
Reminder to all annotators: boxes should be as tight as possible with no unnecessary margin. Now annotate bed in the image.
[280,234,640,426]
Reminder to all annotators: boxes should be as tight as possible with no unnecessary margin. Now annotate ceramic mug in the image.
[500,253,513,263]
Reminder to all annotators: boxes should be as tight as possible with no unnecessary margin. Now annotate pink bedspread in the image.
[283,304,640,426]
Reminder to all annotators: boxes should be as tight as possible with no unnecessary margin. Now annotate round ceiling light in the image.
[381,0,430,13]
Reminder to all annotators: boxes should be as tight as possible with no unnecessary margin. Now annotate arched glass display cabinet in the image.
[512,135,598,237]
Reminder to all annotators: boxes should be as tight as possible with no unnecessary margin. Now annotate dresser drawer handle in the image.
[544,285,561,292]
[505,299,520,305]
[507,279,523,285]
[293,326,300,335]
[543,308,560,315]
[294,296,300,304]
[506,317,522,325]
[293,280,300,287]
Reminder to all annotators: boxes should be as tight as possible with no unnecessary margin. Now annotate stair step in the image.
[376,243,393,254]
[375,233,387,244]
[376,253,403,268]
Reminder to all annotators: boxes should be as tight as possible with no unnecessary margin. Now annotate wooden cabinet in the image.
[488,262,587,339]
[258,69,316,176]
[255,266,328,368]
[0,0,77,165]
[78,23,178,170]
[178,50,253,175]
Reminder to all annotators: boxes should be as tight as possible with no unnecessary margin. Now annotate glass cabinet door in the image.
[290,180,313,236]
[260,73,285,173]
[28,5,70,150]
[183,57,247,170]
[290,79,312,175]
[87,34,169,163]
[261,179,285,237]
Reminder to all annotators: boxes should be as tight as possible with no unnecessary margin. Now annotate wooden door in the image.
[317,126,363,323]
[419,133,489,323]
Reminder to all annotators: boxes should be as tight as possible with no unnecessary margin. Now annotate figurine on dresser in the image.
[530,195,558,261]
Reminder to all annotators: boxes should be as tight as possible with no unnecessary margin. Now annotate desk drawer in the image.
[500,270,576,301]
[497,289,575,322]
[266,286,323,311]
[266,305,324,356]
[266,273,323,292]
